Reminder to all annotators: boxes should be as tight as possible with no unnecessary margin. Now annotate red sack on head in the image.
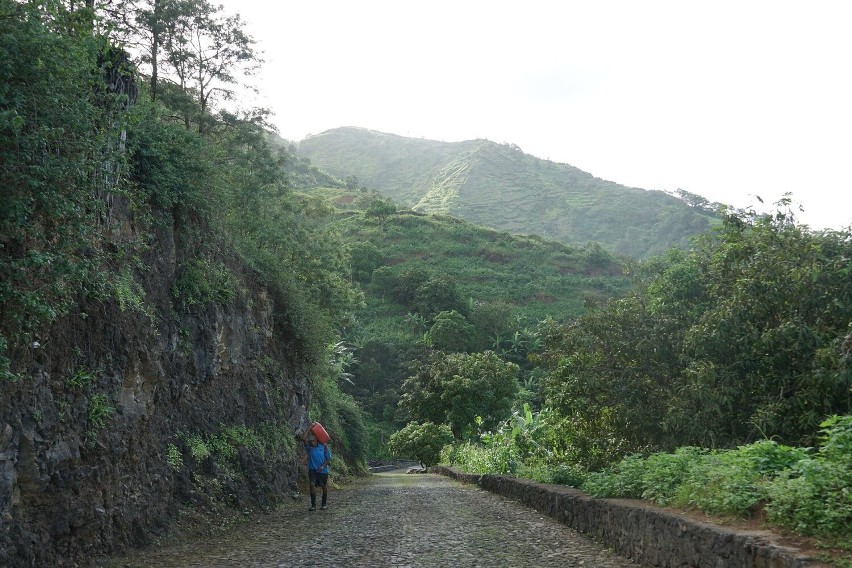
[309,422,330,444]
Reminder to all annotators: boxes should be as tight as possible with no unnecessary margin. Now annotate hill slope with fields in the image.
[297,127,719,259]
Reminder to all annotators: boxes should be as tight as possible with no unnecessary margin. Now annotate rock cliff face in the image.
[0,222,311,566]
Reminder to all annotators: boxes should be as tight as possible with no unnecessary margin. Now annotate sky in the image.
[219,0,851,231]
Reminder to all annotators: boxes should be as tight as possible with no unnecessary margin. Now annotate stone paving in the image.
[106,470,640,567]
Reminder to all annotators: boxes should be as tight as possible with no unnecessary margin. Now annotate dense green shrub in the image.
[583,441,812,519]
[388,422,453,469]
[766,416,852,538]
[172,257,236,311]
[425,310,476,352]
[309,357,369,473]
[672,452,768,517]
[450,413,849,540]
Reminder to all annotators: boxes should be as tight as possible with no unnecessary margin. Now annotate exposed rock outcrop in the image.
[0,223,311,566]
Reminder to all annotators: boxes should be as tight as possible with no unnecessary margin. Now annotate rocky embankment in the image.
[1,222,311,567]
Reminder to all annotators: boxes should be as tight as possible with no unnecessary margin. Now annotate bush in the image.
[172,257,236,311]
[517,461,586,487]
[765,416,852,537]
[583,442,806,519]
[672,452,768,518]
[387,422,453,469]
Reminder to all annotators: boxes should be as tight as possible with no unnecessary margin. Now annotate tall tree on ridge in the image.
[161,0,260,132]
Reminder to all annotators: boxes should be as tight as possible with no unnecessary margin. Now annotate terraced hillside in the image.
[298,127,719,259]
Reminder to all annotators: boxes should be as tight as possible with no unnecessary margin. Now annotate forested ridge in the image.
[1,0,850,565]
[297,126,720,260]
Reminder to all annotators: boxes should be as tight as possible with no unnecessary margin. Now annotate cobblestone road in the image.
[107,470,640,567]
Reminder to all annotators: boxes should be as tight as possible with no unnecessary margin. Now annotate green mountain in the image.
[297,127,719,259]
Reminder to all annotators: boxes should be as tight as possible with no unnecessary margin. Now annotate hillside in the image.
[299,188,633,426]
[297,127,718,259]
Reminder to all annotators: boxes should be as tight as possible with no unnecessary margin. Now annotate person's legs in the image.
[319,472,329,508]
[308,470,317,510]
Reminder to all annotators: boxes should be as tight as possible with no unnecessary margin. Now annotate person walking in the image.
[302,429,331,511]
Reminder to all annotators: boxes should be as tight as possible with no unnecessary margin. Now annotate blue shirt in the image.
[305,442,331,473]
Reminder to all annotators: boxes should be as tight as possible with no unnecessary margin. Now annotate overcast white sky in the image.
[221,0,851,230]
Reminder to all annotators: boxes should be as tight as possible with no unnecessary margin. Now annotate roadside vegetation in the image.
[385,206,851,560]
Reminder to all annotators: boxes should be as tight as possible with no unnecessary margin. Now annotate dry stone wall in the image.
[433,466,822,568]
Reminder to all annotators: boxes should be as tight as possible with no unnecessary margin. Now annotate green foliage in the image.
[449,409,851,542]
[387,422,453,469]
[671,452,768,517]
[125,99,210,215]
[208,117,363,366]
[400,350,519,439]
[0,337,13,382]
[113,265,152,317]
[540,207,852,455]
[447,416,526,476]
[0,0,127,365]
[443,440,514,475]
[178,421,298,476]
[413,276,465,317]
[348,241,384,283]
[86,393,115,446]
[166,443,184,471]
[365,420,399,461]
[395,266,431,306]
[67,368,96,390]
[425,310,476,352]
[327,199,631,428]
[446,406,589,481]
[309,350,369,471]
[668,210,852,447]
[172,257,236,311]
[297,127,717,259]
[363,195,397,225]
[521,462,587,487]
[766,416,852,538]
[186,434,211,463]
[134,0,260,132]
[579,436,833,523]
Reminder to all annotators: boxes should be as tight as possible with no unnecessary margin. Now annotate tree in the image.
[469,300,515,351]
[400,351,519,439]
[364,196,397,228]
[426,310,475,353]
[348,241,383,283]
[414,275,465,317]
[387,422,453,470]
[159,0,260,132]
[395,266,430,306]
[369,266,398,300]
[540,205,852,457]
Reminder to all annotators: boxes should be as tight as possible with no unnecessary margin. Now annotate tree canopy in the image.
[539,204,852,459]
[401,351,519,439]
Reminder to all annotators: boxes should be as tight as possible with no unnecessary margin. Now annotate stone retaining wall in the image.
[432,466,821,568]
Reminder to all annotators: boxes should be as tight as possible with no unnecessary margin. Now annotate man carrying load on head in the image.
[302,424,331,511]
